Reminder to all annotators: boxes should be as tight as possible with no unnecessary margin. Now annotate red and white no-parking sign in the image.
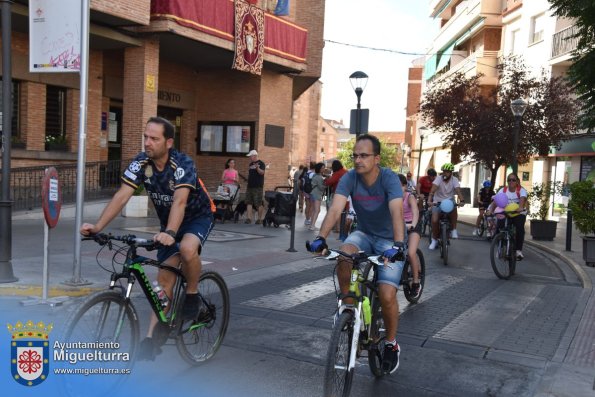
[41,167,61,228]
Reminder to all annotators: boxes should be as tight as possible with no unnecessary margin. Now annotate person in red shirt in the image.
[416,168,437,200]
[324,160,347,232]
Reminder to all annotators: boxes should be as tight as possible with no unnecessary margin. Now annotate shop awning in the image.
[549,135,595,157]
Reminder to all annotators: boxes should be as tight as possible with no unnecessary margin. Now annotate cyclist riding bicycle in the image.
[80,116,215,360]
[416,168,437,210]
[473,180,496,237]
[427,163,465,249]
[487,172,527,260]
[308,134,406,374]
[398,173,422,298]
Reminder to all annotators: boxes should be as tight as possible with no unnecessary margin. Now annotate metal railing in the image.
[2,160,124,211]
[551,25,579,59]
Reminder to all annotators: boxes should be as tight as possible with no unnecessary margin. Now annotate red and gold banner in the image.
[151,0,307,64]
[232,1,265,75]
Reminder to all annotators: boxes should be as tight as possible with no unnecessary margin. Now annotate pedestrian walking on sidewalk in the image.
[245,149,266,224]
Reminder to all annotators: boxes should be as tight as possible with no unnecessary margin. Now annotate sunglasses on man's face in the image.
[508,178,517,182]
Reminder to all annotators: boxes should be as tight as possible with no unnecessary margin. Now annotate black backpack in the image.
[303,174,313,194]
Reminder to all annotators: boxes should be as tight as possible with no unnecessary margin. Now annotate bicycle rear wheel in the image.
[367,293,386,378]
[490,233,516,279]
[323,310,355,397]
[441,225,449,266]
[61,290,139,397]
[403,249,426,304]
[176,271,230,365]
[477,217,486,237]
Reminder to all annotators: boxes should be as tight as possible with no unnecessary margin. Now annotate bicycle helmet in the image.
[427,168,437,177]
[441,163,454,172]
[483,180,491,188]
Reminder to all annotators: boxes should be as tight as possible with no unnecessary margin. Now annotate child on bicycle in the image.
[398,174,422,298]
[473,180,495,237]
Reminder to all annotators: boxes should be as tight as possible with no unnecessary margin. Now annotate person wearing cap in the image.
[427,163,464,249]
[406,172,416,192]
[245,149,266,224]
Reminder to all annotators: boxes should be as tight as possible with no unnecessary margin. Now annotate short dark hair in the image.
[314,162,325,173]
[331,160,343,172]
[147,116,175,140]
[355,134,381,155]
[397,173,407,186]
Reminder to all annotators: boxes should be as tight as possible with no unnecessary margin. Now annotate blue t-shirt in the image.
[335,167,403,240]
[121,149,213,226]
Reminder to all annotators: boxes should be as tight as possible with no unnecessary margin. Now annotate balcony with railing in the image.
[551,25,579,60]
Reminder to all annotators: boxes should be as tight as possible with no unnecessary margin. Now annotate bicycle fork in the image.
[339,302,362,372]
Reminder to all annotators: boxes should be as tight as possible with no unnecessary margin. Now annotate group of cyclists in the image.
[79,122,527,378]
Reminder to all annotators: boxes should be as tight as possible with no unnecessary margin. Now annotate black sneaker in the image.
[382,342,400,374]
[137,337,161,361]
[182,293,201,320]
[411,282,421,299]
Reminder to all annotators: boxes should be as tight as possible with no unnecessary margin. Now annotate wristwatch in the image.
[164,229,177,239]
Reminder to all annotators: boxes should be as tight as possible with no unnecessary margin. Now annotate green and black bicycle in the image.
[61,233,229,396]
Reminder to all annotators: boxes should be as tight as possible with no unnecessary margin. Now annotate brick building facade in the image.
[1,0,325,192]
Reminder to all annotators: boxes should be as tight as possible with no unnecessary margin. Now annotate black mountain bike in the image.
[490,213,517,279]
[61,234,229,397]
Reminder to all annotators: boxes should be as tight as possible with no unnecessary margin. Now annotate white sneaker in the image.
[429,239,438,250]
[516,250,524,260]
[472,229,478,236]
[451,229,459,239]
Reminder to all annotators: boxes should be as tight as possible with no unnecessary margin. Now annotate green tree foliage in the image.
[337,136,399,171]
[549,0,595,130]
[420,56,579,187]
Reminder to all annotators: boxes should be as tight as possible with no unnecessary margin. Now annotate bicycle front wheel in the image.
[441,225,449,266]
[61,290,139,397]
[490,233,516,279]
[403,249,426,304]
[324,310,355,397]
[176,271,230,365]
[367,293,386,378]
[478,217,486,237]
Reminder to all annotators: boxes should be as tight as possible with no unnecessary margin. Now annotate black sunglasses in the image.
[507,178,517,182]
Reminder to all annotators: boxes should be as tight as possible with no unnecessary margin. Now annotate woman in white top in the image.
[489,172,528,260]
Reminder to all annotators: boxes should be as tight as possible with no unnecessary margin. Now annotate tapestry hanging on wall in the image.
[232,0,265,75]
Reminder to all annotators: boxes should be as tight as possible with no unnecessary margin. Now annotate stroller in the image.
[263,186,295,228]
[213,183,240,223]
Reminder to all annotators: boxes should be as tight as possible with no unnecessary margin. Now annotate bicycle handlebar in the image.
[82,233,161,251]
[320,248,382,266]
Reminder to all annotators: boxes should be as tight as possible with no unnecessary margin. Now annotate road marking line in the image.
[242,277,335,310]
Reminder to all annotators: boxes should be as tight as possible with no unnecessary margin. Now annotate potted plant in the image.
[122,184,149,217]
[568,180,595,266]
[527,181,564,241]
[45,134,68,151]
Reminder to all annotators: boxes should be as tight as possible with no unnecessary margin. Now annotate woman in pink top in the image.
[221,158,239,197]
[398,174,422,299]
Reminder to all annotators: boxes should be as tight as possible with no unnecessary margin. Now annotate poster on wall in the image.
[29,0,81,73]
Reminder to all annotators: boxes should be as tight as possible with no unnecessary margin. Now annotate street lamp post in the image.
[510,98,528,175]
[416,127,428,184]
[349,71,368,136]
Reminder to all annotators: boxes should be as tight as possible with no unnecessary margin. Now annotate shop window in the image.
[45,85,67,143]
[197,122,254,155]
[0,79,21,145]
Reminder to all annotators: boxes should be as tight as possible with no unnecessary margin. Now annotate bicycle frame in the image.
[327,250,381,372]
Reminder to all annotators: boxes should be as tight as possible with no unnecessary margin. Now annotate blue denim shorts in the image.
[157,216,214,262]
[343,231,405,289]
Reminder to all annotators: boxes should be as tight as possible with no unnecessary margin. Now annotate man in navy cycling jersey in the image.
[80,116,214,360]
[307,134,406,375]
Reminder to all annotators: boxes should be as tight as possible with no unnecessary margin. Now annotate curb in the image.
[458,219,591,290]
[0,284,103,297]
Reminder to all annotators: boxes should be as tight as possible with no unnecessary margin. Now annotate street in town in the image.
[1,203,594,396]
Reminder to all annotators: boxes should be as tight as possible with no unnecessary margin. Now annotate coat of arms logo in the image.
[8,320,53,386]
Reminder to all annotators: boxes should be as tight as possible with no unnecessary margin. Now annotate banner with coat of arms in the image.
[232,0,265,75]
